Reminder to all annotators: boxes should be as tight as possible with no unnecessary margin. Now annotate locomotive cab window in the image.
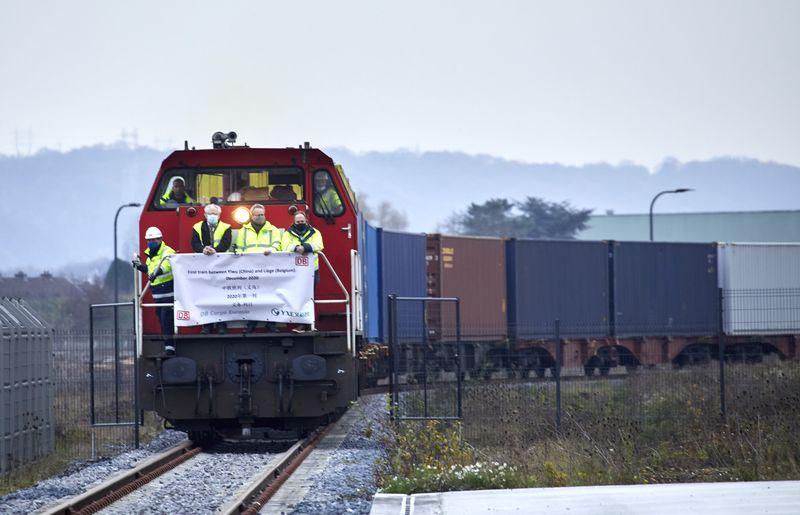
[313,169,345,217]
[153,168,304,209]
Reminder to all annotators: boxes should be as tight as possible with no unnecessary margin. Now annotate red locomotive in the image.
[136,132,363,441]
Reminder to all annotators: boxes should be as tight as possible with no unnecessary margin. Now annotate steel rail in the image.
[220,421,338,515]
[40,440,196,515]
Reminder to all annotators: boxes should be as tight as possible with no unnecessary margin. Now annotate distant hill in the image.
[1,144,798,272]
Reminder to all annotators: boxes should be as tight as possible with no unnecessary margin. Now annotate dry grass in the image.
[381,361,800,492]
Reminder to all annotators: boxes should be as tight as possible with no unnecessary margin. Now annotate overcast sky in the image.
[1,0,798,168]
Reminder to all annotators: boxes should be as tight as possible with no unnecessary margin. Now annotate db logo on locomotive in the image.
[295,256,309,267]
[176,310,191,321]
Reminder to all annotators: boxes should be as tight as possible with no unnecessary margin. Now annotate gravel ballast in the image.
[98,450,282,515]
[286,394,388,515]
[0,430,187,515]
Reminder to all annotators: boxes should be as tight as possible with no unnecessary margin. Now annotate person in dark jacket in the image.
[132,226,176,355]
[191,203,232,334]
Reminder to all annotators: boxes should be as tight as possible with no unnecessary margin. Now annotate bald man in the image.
[192,203,232,334]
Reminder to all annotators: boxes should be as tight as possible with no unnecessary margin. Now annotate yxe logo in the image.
[295,256,309,266]
[271,307,311,318]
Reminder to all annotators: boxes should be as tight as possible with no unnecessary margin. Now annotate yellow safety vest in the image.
[193,221,231,248]
[159,190,194,205]
[281,226,324,269]
[235,222,282,253]
[144,243,176,288]
[314,187,343,215]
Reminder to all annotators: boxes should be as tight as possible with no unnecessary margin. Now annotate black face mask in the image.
[291,222,308,233]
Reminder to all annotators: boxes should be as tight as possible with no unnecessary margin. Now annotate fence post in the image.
[388,295,397,420]
[132,303,140,449]
[455,298,463,420]
[718,288,726,418]
[422,298,429,419]
[89,306,96,426]
[555,318,562,432]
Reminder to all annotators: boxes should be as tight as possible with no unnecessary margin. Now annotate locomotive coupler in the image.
[237,360,254,417]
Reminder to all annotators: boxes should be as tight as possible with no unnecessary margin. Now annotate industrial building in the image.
[578,210,800,242]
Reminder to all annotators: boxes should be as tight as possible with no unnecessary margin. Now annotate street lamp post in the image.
[113,202,141,423]
[649,189,693,241]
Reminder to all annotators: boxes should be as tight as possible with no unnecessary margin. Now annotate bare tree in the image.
[358,192,409,230]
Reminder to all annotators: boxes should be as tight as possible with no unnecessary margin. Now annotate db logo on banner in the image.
[295,256,309,267]
[176,310,191,321]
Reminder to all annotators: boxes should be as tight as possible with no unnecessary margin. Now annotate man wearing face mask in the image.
[191,203,232,334]
[281,210,324,284]
[133,227,177,355]
[235,204,282,332]
[281,209,324,332]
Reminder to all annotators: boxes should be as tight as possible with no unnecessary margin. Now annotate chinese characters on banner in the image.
[170,253,315,326]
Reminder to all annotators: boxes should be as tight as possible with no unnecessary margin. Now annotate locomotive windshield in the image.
[153,167,304,208]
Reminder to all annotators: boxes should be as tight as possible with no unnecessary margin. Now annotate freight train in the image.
[366,233,799,380]
[133,134,799,440]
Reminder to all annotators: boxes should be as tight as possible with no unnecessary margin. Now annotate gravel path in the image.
[98,450,282,515]
[0,430,187,515]
[286,394,389,515]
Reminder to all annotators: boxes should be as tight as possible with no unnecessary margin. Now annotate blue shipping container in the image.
[362,221,382,342]
[381,230,427,343]
[612,241,718,336]
[506,239,610,339]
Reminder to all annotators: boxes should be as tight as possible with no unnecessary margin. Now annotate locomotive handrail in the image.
[314,251,353,354]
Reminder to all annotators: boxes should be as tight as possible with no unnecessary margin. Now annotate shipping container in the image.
[380,230,427,343]
[506,239,610,339]
[611,241,718,336]
[427,234,507,341]
[717,243,800,335]
[362,221,382,342]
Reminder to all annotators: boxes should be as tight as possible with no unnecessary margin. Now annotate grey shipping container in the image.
[611,241,718,336]
[506,239,610,339]
[381,230,427,343]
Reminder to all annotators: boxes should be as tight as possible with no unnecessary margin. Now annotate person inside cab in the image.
[235,204,282,332]
[159,177,194,206]
[132,227,176,355]
[192,203,232,334]
[313,172,343,215]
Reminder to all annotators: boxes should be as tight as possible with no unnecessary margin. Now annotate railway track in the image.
[40,421,338,515]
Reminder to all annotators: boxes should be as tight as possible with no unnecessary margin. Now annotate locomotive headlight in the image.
[233,207,250,225]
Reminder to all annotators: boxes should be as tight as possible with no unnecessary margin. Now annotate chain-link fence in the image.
[1,304,156,491]
[388,289,800,454]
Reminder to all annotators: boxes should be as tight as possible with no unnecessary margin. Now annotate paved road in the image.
[371,480,800,514]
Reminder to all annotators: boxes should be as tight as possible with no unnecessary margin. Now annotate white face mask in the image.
[206,214,219,226]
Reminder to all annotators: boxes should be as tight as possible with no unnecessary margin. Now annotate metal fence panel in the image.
[0,298,54,476]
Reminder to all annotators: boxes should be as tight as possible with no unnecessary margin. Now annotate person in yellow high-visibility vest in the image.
[235,204,282,255]
[282,210,324,332]
[281,210,324,283]
[192,203,232,334]
[132,226,176,355]
[235,204,283,332]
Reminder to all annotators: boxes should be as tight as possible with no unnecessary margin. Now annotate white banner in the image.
[171,253,315,326]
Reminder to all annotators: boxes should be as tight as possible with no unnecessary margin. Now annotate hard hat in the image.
[145,226,163,239]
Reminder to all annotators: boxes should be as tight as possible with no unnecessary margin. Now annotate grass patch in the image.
[379,362,800,493]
